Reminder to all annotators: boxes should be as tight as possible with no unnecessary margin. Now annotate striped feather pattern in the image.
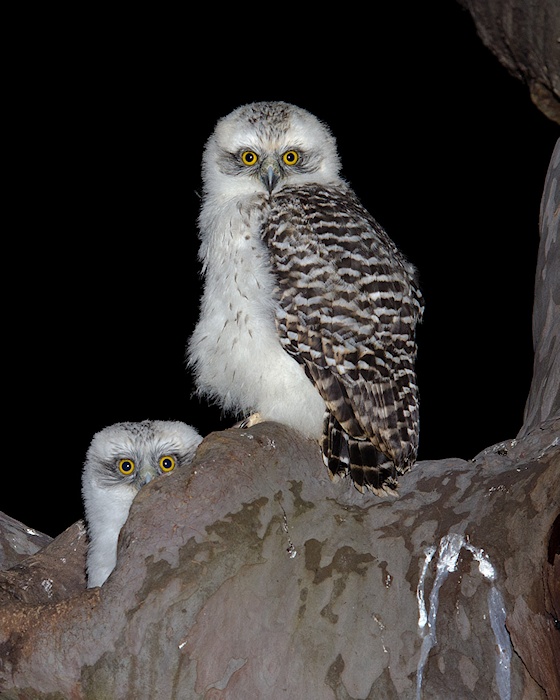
[263,183,424,493]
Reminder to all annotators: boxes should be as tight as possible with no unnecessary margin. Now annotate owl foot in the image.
[235,412,265,429]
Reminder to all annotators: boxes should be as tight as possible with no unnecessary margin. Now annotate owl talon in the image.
[235,412,264,429]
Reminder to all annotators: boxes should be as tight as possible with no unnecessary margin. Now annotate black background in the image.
[4,4,558,536]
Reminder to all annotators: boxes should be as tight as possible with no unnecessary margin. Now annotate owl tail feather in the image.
[322,412,399,496]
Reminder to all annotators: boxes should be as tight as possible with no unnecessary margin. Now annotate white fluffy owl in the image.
[82,419,202,587]
[188,101,424,494]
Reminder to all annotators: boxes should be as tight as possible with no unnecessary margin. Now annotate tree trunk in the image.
[520,139,560,435]
[457,0,560,124]
[0,415,558,699]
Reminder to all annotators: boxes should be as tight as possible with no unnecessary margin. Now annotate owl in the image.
[187,101,424,494]
[82,419,202,587]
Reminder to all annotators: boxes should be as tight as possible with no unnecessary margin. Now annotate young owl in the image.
[82,419,202,587]
[187,101,424,495]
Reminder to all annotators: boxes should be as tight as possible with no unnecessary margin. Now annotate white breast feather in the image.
[188,195,325,439]
[82,475,136,588]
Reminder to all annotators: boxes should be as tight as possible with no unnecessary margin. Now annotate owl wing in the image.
[263,184,424,492]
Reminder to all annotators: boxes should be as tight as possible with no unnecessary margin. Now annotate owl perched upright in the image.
[82,420,202,587]
[188,101,424,494]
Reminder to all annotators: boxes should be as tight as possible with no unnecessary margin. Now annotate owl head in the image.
[82,419,203,587]
[84,419,203,493]
[202,101,342,200]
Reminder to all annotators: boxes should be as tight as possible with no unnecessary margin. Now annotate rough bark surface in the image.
[457,0,560,124]
[520,139,560,435]
[0,520,86,609]
[0,514,52,573]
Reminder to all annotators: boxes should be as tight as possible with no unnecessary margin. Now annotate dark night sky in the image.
[4,4,558,537]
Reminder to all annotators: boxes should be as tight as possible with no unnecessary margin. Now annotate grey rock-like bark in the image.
[0,420,558,699]
[457,0,560,124]
[0,513,51,572]
[0,520,86,608]
[520,139,560,435]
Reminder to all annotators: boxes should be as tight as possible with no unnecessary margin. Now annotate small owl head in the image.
[84,419,203,492]
[202,101,342,199]
[82,419,202,588]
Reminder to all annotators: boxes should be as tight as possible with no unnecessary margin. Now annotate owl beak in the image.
[260,160,281,194]
[139,472,153,487]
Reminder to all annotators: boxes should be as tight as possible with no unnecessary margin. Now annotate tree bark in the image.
[520,139,560,435]
[457,0,560,124]
[0,513,52,573]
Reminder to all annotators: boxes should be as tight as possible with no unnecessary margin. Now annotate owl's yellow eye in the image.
[241,150,258,166]
[282,150,299,166]
[159,455,176,472]
[118,459,135,475]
